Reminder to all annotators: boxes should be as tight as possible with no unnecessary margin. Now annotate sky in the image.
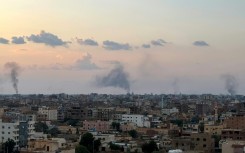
[0,0,245,95]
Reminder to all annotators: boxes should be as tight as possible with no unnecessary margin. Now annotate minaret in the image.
[161,95,164,109]
[214,102,218,122]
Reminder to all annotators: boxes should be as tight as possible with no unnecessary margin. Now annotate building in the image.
[0,119,19,146]
[162,107,179,115]
[171,137,192,152]
[196,103,209,116]
[38,106,57,121]
[204,124,224,135]
[224,115,245,129]
[27,138,74,153]
[82,120,110,132]
[190,133,215,153]
[97,107,115,121]
[221,129,245,140]
[221,140,245,153]
[122,114,150,127]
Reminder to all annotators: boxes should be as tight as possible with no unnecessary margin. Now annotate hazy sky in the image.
[0,0,245,95]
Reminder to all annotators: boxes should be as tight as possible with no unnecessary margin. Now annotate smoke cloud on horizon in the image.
[95,64,130,92]
[4,62,21,94]
[221,74,238,96]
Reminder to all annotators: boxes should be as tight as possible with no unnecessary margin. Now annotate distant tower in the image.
[161,95,164,109]
[214,102,218,122]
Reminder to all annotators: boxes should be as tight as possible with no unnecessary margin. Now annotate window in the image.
[203,138,206,141]
[196,138,200,141]
[2,126,4,129]
[203,144,206,148]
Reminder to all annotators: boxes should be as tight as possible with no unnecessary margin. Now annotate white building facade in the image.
[0,119,19,145]
[121,114,150,127]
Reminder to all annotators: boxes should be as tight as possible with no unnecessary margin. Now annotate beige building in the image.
[26,138,75,153]
[221,140,245,153]
[204,124,224,135]
[224,115,245,129]
[190,133,215,153]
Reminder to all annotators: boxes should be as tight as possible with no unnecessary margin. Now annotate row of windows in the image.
[2,126,11,129]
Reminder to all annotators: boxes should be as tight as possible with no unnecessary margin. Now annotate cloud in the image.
[103,40,132,50]
[151,39,166,46]
[142,44,151,48]
[27,31,68,47]
[0,38,9,44]
[77,38,98,46]
[193,41,209,47]
[73,53,99,70]
[12,37,26,44]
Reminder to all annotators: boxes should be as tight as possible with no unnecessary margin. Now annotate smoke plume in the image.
[172,78,180,94]
[221,74,238,96]
[95,64,130,92]
[4,62,21,94]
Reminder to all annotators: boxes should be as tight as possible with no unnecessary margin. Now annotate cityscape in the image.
[1,0,245,153]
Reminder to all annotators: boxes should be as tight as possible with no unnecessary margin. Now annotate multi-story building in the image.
[221,129,245,140]
[196,103,209,116]
[204,124,224,135]
[38,106,57,121]
[97,107,115,121]
[162,107,179,115]
[221,140,245,153]
[82,120,110,132]
[171,137,192,152]
[0,119,19,146]
[224,115,245,129]
[190,133,215,153]
[122,114,150,127]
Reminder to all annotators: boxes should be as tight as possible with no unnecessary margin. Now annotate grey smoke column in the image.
[221,74,238,96]
[95,64,130,92]
[172,78,180,94]
[4,62,21,94]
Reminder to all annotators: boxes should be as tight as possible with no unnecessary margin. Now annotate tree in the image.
[212,135,221,148]
[3,139,16,153]
[47,127,61,137]
[79,133,101,153]
[75,145,90,153]
[170,120,183,127]
[109,142,121,151]
[128,130,138,138]
[111,122,120,131]
[142,141,158,153]
[198,122,204,133]
[67,119,79,126]
[34,122,48,133]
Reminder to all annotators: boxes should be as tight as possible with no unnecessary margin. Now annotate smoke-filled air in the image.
[95,64,130,93]
[221,74,238,96]
[4,62,21,94]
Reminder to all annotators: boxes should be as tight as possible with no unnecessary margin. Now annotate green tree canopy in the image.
[128,130,138,138]
[3,139,16,153]
[34,122,48,133]
[75,145,90,153]
[142,141,158,153]
[198,122,204,133]
[47,127,61,137]
[79,133,101,153]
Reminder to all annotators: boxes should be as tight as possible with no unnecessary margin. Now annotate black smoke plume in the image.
[95,64,130,92]
[4,62,21,94]
[221,74,238,96]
